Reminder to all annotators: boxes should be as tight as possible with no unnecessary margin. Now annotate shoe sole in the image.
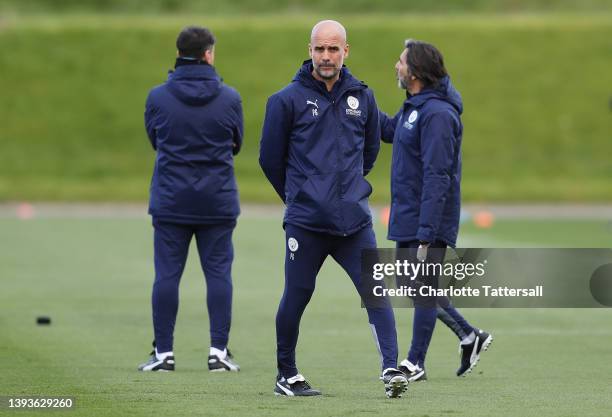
[460,334,493,377]
[138,362,174,372]
[138,367,174,372]
[273,384,321,397]
[385,376,408,398]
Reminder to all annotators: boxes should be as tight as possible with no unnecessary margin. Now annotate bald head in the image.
[309,20,349,86]
[310,20,347,45]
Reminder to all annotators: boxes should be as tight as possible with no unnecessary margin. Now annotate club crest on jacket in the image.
[346,96,361,117]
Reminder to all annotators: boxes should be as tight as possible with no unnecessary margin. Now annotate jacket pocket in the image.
[291,172,339,223]
[341,174,373,227]
[294,173,336,206]
[357,176,373,200]
[389,180,420,234]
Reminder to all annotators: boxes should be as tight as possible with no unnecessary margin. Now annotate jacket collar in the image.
[175,56,208,68]
[404,86,440,108]
[293,59,365,98]
[403,76,463,115]
[169,58,219,81]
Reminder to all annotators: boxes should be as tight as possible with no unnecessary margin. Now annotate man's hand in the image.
[417,242,430,262]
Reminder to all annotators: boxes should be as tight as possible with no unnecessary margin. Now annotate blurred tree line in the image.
[1,0,610,14]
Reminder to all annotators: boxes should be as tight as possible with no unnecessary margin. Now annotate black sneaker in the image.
[274,374,321,396]
[208,348,240,372]
[398,359,427,382]
[457,329,493,377]
[381,368,408,398]
[137,342,175,372]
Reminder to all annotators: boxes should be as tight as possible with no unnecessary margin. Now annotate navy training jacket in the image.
[259,60,380,236]
[145,60,243,224]
[380,76,463,247]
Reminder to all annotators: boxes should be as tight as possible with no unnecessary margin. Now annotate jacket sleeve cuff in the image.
[416,227,435,243]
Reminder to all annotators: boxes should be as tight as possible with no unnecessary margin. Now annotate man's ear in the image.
[308,44,313,59]
[344,43,350,59]
[203,48,215,64]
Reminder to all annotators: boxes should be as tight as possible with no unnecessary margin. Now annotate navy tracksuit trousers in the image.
[276,224,398,378]
[152,218,236,353]
[397,240,475,368]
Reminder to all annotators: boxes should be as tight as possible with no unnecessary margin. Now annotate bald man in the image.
[260,20,408,398]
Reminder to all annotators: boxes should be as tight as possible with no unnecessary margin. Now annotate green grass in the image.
[1,215,611,416]
[0,14,611,202]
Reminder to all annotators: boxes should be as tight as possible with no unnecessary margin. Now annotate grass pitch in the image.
[1,14,611,202]
[1,214,611,416]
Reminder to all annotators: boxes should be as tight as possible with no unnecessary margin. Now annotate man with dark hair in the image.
[176,26,215,58]
[259,20,407,398]
[138,26,242,373]
[380,39,493,381]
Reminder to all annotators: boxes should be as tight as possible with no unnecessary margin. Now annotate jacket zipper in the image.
[330,95,347,236]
